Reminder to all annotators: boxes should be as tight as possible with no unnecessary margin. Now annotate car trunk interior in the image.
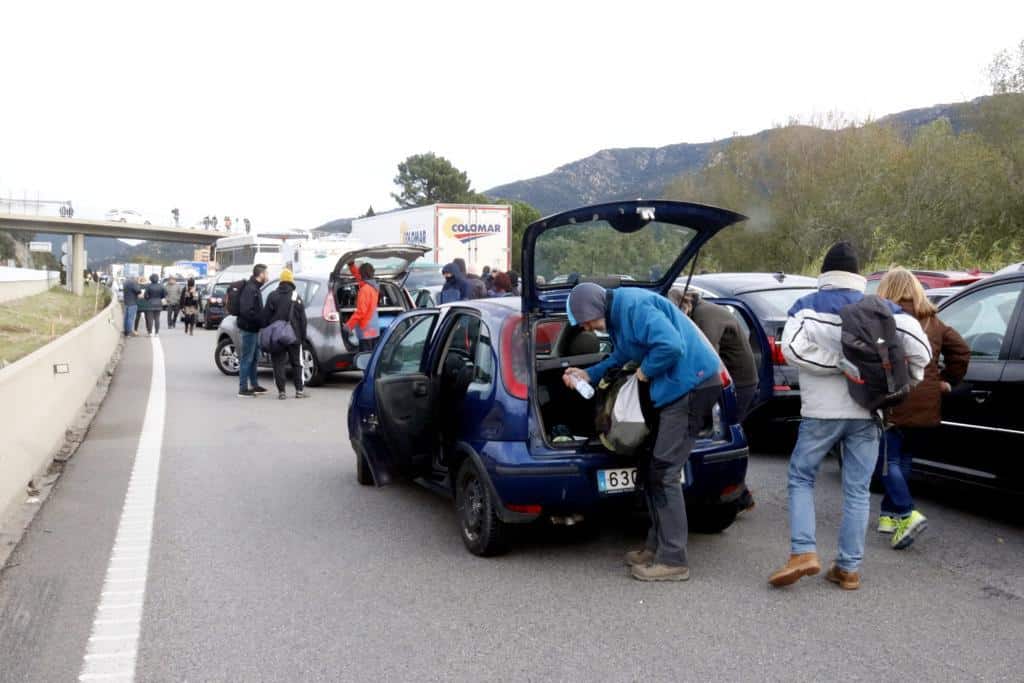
[333,279,408,349]
[532,317,612,448]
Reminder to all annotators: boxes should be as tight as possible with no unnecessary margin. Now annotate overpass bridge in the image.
[0,214,221,294]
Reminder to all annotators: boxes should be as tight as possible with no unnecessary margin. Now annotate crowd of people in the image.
[120,274,202,338]
[440,260,521,303]
[564,242,962,586]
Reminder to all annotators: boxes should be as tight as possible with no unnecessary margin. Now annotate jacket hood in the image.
[818,271,866,292]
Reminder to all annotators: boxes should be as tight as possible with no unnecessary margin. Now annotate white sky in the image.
[1,1,1021,231]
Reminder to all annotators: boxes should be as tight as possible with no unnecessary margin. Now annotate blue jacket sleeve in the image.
[636,303,685,380]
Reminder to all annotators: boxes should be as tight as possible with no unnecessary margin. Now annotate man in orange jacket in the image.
[346,260,381,351]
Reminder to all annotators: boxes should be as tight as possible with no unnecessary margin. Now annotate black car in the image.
[202,281,230,329]
[909,271,1024,494]
[678,273,819,441]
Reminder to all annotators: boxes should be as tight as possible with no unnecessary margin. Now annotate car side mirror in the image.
[355,352,371,371]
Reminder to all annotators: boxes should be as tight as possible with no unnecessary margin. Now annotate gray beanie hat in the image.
[567,282,608,325]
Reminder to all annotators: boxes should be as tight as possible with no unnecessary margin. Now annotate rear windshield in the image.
[405,267,444,290]
[741,288,816,319]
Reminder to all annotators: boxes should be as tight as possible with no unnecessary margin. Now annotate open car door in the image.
[361,310,439,485]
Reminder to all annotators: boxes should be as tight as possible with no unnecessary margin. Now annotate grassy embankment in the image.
[0,286,111,366]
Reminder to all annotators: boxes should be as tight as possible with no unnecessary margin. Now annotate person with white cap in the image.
[562,282,723,582]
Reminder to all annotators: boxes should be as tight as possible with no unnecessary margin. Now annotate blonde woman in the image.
[875,268,970,549]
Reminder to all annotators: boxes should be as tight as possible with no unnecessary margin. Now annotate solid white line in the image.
[80,336,165,683]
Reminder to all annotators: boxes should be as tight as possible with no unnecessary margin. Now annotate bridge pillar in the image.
[71,233,85,296]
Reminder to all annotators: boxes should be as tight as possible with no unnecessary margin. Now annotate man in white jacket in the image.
[768,242,931,590]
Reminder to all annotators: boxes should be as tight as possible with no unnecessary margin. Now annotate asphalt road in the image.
[1,329,1022,681]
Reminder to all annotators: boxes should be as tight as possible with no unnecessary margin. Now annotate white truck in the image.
[349,203,511,274]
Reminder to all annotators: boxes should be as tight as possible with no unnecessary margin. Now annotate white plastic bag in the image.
[600,374,649,455]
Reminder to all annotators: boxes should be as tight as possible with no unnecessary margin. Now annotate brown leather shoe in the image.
[825,564,861,590]
[624,549,656,567]
[768,552,821,587]
[631,563,690,582]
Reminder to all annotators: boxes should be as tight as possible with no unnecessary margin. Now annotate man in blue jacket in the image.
[563,283,722,582]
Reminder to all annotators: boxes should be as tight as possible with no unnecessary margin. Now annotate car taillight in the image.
[323,292,340,323]
[768,336,787,365]
[719,365,732,389]
[500,315,528,400]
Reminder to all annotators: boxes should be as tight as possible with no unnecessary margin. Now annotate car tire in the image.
[688,503,738,534]
[455,459,507,557]
[215,337,240,376]
[355,447,374,486]
[301,346,324,386]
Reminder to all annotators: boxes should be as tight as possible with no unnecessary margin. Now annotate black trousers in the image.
[167,305,180,327]
[144,310,161,334]
[272,344,303,392]
[358,338,378,352]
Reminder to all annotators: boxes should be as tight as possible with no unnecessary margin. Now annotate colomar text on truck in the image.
[349,203,511,274]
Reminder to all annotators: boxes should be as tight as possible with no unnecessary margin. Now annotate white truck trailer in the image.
[349,203,511,274]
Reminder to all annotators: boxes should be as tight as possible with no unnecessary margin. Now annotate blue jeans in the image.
[238,330,261,391]
[788,418,880,572]
[877,428,914,517]
[123,304,137,336]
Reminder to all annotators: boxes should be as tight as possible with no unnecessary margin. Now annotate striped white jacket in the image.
[781,271,932,420]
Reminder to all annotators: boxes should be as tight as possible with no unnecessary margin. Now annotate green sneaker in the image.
[892,510,928,550]
[877,515,898,534]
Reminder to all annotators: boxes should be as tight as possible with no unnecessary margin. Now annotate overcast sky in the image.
[1,1,1021,230]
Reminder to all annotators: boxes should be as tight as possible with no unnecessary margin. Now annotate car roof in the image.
[684,272,818,296]
[938,271,1024,307]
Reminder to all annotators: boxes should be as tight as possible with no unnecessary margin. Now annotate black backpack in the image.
[838,295,911,412]
[225,279,246,317]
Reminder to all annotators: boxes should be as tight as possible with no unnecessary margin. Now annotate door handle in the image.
[413,382,428,397]
[971,390,991,404]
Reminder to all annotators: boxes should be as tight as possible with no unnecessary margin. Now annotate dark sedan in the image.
[677,273,818,442]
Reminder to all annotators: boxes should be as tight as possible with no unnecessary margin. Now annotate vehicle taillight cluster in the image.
[767,336,788,365]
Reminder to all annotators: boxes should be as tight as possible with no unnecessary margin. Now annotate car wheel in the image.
[215,337,240,376]
[688,503,738,534]
[301,346,323,386]
[355,446,374,486]
[455,459,507,557]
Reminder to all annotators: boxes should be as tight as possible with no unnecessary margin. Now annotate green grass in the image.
[0,285,111,366]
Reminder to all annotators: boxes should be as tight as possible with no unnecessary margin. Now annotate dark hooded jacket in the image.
[263,281,307,343]
[440,263,470,304]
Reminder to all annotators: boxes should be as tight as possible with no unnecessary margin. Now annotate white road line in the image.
[80,336,165,683]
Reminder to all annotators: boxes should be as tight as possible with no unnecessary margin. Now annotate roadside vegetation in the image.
[0,285,111,366]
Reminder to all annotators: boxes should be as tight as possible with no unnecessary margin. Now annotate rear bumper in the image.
[484,440,749,521]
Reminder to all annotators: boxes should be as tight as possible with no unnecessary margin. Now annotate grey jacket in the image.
[164,281,184,306]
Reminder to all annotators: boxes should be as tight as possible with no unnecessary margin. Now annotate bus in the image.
[213,230,363,275]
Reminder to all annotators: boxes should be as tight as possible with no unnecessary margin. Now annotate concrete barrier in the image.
[0,293,121,523]
[0,266,60,303]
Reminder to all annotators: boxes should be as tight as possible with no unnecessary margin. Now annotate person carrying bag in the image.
[261,269,308,400]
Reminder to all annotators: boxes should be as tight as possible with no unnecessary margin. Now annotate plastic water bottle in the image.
[571,376,595,399]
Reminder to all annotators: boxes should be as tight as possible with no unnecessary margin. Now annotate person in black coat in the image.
[142,274,167,336]
[263,269,308,399]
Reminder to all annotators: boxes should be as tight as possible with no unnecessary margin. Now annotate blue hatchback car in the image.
[347,200,751,556]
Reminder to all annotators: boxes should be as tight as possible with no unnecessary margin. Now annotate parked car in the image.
[405,262,446,308]
[865,269,988,294]
[104,208,152,225]
[993,262,1024,277]
[214,245,429,385]
[924,286,963,306]
[675,273,818,439]
[902,271,1024,494]
[348,200,752,556]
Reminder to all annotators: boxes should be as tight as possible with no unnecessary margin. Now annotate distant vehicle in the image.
[348,200,751,556]
[925,286,963,306]
[405,262,445,307]
[349,203,511,273]
[993,262,1024,277]
[865,269,988,294]
[201,281,230,329]
[105,209,152,225]
[213,244,429,385]
[676,273,819,439]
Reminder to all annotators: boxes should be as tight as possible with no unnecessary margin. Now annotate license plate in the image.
[597,468,638,493]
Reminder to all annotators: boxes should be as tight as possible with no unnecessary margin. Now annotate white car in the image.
[105,209,152,225]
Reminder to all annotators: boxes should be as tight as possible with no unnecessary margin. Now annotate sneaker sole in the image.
[631,570,690,582]
[893,519,928,550]
[878,526,896,534]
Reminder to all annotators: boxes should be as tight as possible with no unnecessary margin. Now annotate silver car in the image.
[213,244,429,385]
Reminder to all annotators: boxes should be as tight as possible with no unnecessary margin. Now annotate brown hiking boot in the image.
[631,563,690,582]
[768,552,821,587]
[624,549,656,567]
[825,564,861,590]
